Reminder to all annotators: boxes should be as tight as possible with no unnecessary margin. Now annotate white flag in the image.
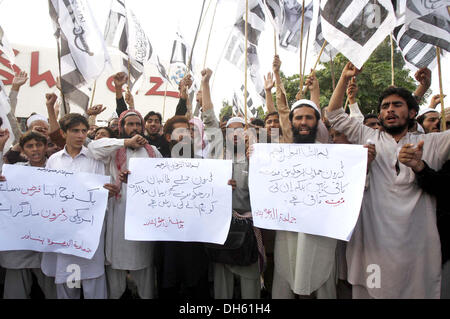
[320,0,396,69]
[0,25,15,66]
[404,0,450,52]
[49,0,110,112]
[264,0,314,52]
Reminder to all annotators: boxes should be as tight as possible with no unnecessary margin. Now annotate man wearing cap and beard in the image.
[88,110,162,299]
[271,99,339,299]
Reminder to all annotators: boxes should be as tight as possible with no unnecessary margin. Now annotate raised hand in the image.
[341,62,361,80]
[12,71,28,90]
[87,104,107,116]
[273,55,281,74]
[125,91,135,109]
[414,67,431,88]
[46,93,58,109]
[304,70,319,93]
[201,68,213,84]
[113,72,128,89]
[429,94,445,109]
[264,72,275,92]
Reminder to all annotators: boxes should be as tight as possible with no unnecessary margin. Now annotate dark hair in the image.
[250,118,264,127]
[19,131,47,148]
[363,114,379,123]
[163,115,190,136]
[94,126,114,138]
[59,113,89,132]
[289,105,321,123]
[264,111,279,123]
[416,111,439,126]
[144,111,162,123]
[377,87,419,114]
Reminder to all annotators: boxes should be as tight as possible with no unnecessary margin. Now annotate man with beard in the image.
[272,98,338,299]
[88,109,162,299]
[416,108,441,134]
[326,62,450,298]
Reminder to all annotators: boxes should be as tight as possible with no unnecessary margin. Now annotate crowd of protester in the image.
[0,54,449,299]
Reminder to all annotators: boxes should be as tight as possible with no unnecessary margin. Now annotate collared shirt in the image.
[41,145,106,283]
[46,145,105,175]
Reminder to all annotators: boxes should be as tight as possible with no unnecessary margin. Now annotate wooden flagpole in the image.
[297,0,306,99]
[302,27,310,81]
[162,64,172,122]
[203,0,219,69]
[89,80,97,108]
[436,46,446,131]
[274,28,277,56]
[301,40,327,95]
[390,33,395,86]
[330,53,336,91]
[244,0,249,125]
[187,0,207,75]
[56,37,68,115]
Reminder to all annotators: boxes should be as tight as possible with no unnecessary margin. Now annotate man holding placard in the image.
[88,109,162,299]
[40,114,113,299]
[0,131,56,299]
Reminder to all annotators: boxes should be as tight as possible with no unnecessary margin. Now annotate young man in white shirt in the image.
[41,113,117,299]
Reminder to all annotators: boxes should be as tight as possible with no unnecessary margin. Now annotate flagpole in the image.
[302,27,310,81]
[162,65,172,122]
[89,80,97,108]
[436,46,446,131]
[297,0,306,100]
[198,0,213,38]
[203,0,219,69]
[274,28,277,56]
[187,0,207,75]
[330,53,336,91]
[390,33,395,86]
[302,40,327,95]
[56,37,68,115]
[127,57,131,90]
[244,0,248,125]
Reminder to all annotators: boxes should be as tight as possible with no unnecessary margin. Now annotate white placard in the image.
[125,158,233,244]
[249,143,368,241]
[0,164,109,259]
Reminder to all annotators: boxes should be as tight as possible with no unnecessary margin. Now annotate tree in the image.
[279,37,423,115]
[219,100,233,120]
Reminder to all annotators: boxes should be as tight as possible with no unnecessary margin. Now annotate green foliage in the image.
[279,37,421,115]
[219,100,233,120]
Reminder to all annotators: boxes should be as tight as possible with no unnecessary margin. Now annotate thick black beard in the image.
[380,119,408,136]
[292,125,318,144]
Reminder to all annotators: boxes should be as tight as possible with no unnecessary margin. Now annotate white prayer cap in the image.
[291,99,320,118]
[108,112,119,122]
[416,108,439,118]
[226,117,246,128]
[26,114,48,128]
